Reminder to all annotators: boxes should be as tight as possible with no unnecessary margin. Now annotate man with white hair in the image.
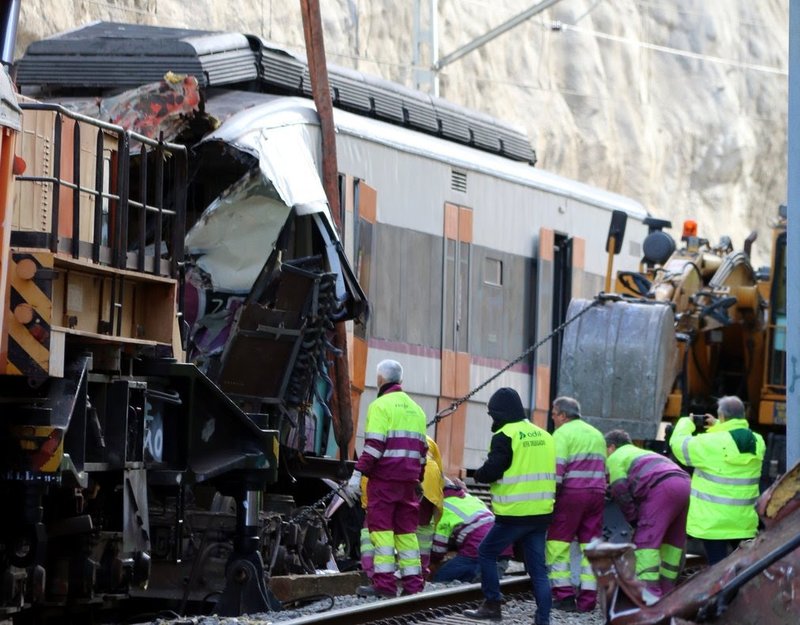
[345,359,428,598]
[669,395,765,565]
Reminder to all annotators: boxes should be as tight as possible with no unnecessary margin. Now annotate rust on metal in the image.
[587,461,800,625]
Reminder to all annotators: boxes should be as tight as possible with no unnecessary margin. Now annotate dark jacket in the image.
[473,387,553,528]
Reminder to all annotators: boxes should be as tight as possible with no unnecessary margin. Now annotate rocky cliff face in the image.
[15,0,788,265]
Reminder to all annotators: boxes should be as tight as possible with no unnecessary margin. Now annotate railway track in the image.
[272,575,535,625]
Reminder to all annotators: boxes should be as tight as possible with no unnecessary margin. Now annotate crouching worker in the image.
[463,387,555,625]
[605,429,690,597]
[430,478,510,583]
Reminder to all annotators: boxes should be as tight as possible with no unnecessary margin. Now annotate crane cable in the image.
[428,295,607,427]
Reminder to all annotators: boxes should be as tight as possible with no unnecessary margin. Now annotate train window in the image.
[484,257,503,286]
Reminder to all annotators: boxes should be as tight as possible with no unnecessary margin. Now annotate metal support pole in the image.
[433,0,562,74]
[412,0,438,94]
[0,0,20,67]
[786,0,799,468]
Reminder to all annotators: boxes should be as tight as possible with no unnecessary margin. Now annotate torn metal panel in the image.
[185,173,291,293]
[99,73,203,140]
[191,96,367,322]
[757,460,800,529]
[587,461,800,625]
[185,97,366,459]
[198,97,330,223]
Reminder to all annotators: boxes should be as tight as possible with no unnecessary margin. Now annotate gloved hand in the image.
[344,470,362,498]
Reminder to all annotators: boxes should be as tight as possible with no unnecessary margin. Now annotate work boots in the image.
[552,596,578,612]
[464,600,502,621]
[356,584,396,599]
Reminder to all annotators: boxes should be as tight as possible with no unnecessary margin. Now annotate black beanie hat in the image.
[487,387,526,422]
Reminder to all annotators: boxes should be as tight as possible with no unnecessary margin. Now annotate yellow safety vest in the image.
[490,420,556,517]
[670,417,765,539]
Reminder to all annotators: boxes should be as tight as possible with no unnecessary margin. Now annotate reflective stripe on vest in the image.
[490,420,556,516]
[554,419,606,490]
[670,419,765,539]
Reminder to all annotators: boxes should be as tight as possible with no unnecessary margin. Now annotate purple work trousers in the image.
[634,475,690,548]
[635,474,690,594]
[366,478,423,595]
[548,488,605,611]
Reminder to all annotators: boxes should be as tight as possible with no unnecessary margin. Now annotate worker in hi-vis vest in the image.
[669,395,765,565]
[605,429,690,598]
[546,396,606,613]
[430,478,511,583]
[344,359,428,598]
[463,387,555,625]
[359,436,444,583]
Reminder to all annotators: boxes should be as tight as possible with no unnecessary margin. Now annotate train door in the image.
[549,233,573,426]
[438,202,472,476]
[532,228,573,430]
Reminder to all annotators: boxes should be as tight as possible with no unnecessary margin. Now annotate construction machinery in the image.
[558,207,787,475]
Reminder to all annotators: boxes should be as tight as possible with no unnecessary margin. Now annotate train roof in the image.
[16,21,535,164]
[202,89,649,221]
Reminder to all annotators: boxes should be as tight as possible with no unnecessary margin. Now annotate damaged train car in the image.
[2,27,369,620]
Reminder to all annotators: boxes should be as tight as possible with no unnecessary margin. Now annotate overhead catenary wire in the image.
[556,22,787,76]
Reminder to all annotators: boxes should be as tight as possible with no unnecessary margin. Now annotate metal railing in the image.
[15,102,187,279]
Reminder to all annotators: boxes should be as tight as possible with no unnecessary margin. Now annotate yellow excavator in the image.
[558,205,787,475]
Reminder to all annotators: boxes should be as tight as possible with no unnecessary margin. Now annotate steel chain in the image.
[428,295,605,427]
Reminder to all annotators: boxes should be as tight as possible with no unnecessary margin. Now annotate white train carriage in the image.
[333,105,649,475]
[198,91,649,476]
